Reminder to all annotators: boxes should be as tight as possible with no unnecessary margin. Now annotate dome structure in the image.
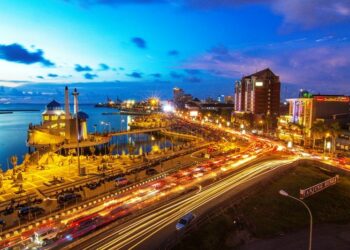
[46,100,62,110]
[77,111,89,120]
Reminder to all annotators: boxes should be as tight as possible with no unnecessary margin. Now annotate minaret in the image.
[73,88,79,115]
[64,86,71,140]
[64,86,71,119]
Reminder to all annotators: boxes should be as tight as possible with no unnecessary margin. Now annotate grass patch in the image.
[174,164,350,249]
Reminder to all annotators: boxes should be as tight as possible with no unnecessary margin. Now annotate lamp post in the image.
[279,190,313,250]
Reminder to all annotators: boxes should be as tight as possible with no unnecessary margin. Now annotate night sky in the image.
[0,0,350,102]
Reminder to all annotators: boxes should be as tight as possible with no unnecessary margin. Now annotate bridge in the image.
[61,128,162,149]
[107,128,161,136]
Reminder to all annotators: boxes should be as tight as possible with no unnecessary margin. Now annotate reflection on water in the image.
[0,103,173,171]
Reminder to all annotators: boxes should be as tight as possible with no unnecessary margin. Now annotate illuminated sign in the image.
[300,175,339,199]
[315,96,350,102]
[255,81,263,87]
[189,110,198,117]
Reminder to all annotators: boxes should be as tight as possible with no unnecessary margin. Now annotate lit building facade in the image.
[42,100,66,137]
[278,95,350,145]
[28,86,89,146]
[233,68,281,128]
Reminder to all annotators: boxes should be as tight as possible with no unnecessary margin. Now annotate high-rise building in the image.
[234,68,280,116]
[173,87,192,109]
[234,80,245,112]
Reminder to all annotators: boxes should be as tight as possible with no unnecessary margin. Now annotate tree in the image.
[89,146,96,156]
[108,144,116,156]
[10,155,18,180]
[310,121,326,149]
[127,143,136,159]
[328,122,341,154]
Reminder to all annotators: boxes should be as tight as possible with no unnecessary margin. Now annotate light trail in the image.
[77,158,297,250]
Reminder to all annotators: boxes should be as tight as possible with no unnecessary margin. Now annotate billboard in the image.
[314,96,350,102]
[300,175,339,199]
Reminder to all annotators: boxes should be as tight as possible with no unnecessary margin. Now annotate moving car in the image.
[32,227,59,246]
[176,212,195,230]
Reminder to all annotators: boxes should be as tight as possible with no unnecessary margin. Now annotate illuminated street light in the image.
[279,190,313,250]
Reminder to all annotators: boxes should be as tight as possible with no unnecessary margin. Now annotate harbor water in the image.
[0,103,173,171]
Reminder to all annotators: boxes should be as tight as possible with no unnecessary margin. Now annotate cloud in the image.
[119,67,125,70]
[0,43,54,66]
[71,0,350,28]
[151,73,162,78]
[315,36,334,42]
[99,63,110,71]
[131,37,147,49]
[186,76,201,83]
[184,44,350,91]
[75,64,93,72]
[127,71,143,78]
[271,0,350,28]
[84,73,98,80]
[168,50,179,56]
[47,73,58,78]
[185,69,201,75]
[169,71,183,79]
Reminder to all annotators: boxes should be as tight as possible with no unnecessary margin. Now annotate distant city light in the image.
[163,104,175,113]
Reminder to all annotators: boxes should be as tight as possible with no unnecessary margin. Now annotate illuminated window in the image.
[51,116,58,121]
[255,81,263,87]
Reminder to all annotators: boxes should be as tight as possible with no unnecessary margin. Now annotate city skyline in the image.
[0,0,350,102]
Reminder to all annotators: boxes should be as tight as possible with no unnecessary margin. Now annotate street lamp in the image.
[279,190,313,250]
[101,121,111,134]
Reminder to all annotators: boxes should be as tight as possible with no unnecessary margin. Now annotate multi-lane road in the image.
[69,157,297,250]
[0,117,296,250]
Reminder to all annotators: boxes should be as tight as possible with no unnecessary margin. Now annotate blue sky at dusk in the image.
[0,0,350,102]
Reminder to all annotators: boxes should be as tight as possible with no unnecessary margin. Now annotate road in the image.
[69,157,297,250]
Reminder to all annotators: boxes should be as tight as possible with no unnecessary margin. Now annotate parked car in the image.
[176,212,195,230]
[18,206,45,219]
[146,168,158,176]
[115,177,129,187]
[57,193,82,205]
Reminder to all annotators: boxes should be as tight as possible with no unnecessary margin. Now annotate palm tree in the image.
[89,146,96,156]
[127,143,136,159]
[10,155,18,180]
[310,121,326,149]
[328,122,341,154]
[109,144,116,156]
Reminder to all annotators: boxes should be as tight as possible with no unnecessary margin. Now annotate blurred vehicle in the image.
[146,168,158,176]
[32,227,59,246]
[176,212,195,230]
[18,206,45,219]
[115,177,129,187]
[0,219,5,228]
[58,193,82,205]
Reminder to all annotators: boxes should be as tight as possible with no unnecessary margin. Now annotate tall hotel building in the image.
[234,68,280,116]
[233,68,281,128]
